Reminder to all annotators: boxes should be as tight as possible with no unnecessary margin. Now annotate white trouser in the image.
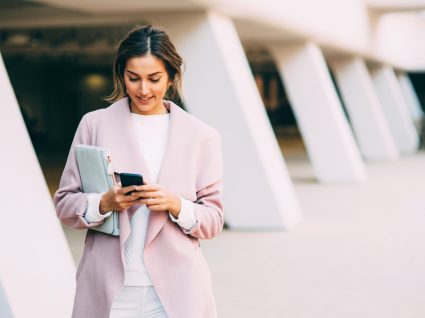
[109,286,169,318]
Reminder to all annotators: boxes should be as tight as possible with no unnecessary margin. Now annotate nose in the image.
[140,80,150,95]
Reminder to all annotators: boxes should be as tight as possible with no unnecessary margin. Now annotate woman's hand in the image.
[131,183,181,218]
[99,184,143,214]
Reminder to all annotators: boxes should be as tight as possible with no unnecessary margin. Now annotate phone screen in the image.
[120,173,144,194]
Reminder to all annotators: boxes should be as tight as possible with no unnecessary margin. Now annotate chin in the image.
[129,96,164,115]
[132,98,153,109]
[137,103,154,111]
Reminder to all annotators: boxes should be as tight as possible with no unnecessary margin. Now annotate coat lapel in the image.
[107,98,153,259]
[110,98,153,218]
[145,101,183,246]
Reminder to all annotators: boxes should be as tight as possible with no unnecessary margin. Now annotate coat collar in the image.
[110,97,185,248]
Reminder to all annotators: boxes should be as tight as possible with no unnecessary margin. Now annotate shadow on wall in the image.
[3,54,189,196]
[409,73,425,148]
[0,280,13,318]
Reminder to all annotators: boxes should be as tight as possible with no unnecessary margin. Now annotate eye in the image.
[129,77,139,82]
[150,78,160,83]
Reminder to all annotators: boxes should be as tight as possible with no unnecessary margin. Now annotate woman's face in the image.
[124,54,171,115]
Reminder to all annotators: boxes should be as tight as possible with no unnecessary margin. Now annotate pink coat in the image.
[54,97,224,318]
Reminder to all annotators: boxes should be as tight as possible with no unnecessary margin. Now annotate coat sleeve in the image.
[183,130,224,239]
[53,115,106,230]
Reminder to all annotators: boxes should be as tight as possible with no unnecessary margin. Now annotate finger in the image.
[132,190,162,199]
[138,198,163,206]
[136,184,161,192]
[119,185,138,195]
[129,191,145,200]
[119,194,139,203]
[114,191,139,203]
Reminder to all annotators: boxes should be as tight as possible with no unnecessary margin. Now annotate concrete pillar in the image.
[331,58,399,161]
[148,11,302,229]
[370,65,419,153]
[396,72,424,124]
[269,43,367,182]
[0,52,76,317]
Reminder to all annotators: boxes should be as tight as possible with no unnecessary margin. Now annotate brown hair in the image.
[104,25,184,103]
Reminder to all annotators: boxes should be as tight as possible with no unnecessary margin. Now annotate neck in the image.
[129,100,169,115]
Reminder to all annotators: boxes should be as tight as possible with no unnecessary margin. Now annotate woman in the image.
[54,25,224,318]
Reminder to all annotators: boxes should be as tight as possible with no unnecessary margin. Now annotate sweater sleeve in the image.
[169,196,197,230]
[85,193,113,223]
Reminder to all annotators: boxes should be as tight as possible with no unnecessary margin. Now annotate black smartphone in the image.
[120,173,144,195]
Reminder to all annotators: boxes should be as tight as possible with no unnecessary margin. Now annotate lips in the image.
[137,96,153,101]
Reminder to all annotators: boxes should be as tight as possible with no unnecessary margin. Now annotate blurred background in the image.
[1,0,425,317]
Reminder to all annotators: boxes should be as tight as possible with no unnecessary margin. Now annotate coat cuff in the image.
[84,193,113,223]
[169,196,197,231]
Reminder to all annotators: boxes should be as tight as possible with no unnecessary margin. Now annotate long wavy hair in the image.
[104,25,184,104]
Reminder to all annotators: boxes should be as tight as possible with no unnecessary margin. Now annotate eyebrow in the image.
[126,70,163,77]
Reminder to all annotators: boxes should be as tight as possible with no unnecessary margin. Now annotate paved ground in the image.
[58,135,425,318]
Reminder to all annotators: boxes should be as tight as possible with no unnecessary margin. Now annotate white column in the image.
[149,11,302,229]
[396,72,424,123]
[269,43,367,182]
[0,53,76,317]
[331,58,399,161]
[370,65,419,153]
